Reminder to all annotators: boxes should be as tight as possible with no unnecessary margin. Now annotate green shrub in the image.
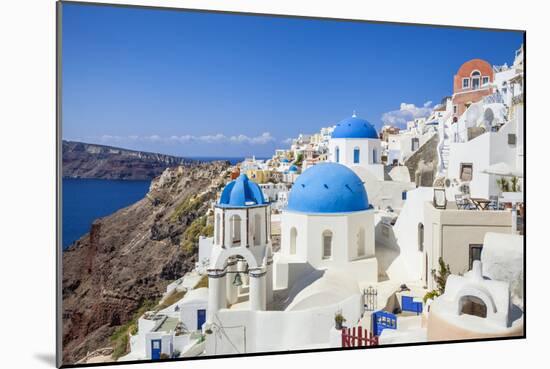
[171,194,203,222]
[423,257,451,303]
[110,299,157,359]
[180,216,212,253]
[154,290,186,312]
[195,275,209,289]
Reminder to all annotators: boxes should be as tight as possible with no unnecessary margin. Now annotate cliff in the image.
[404,134,440,187]
[61,161,231,364]
[62,140,194,180]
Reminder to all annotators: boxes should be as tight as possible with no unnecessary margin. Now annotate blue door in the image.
[402,296,423,315]
[151,339,162,360]
[197,309,206,330]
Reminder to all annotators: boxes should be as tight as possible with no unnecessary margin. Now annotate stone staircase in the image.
[436,113,453,177]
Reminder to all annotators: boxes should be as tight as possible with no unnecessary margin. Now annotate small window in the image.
[460,163,473,182]
[453,105,457,114]
[418,223,424,252]
[462,78,470,89]
[353,147,360,164]
[322,230,333,259]
[290,227,297,255]
[411,137,419,151]
[402,191,407,200]
[482,76,489,85]
[508,134,517,145]
[372,149,377,164]
[357,227,366,257]
[469,244,483,269]
[335,147,340,163]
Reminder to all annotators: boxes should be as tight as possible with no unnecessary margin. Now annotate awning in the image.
[481,162,523,177]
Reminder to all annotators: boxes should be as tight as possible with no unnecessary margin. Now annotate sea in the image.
[62,156,268,250]
[62,178,151,249]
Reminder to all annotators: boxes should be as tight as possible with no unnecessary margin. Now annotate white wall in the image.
[447,118,520,199]
[179,298,209,331]
[481,232,524,309]
[280,210,375,267]
[329,137,384,180]
[377,187,434,282]
[351,165,414,211]
[205,294,362,355]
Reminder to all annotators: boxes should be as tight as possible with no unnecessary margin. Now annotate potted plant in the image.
[334,311,346,330]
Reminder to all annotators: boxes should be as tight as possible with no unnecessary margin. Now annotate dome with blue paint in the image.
[281,158,290,163]
[332,114,378,139]
[289,165,299,173]
[287,163,369,214]
[218,174,266,207]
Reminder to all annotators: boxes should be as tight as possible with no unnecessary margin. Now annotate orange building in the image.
[230,167,240,180]
[451,59,494,118]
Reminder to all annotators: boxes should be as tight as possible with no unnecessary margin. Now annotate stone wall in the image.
[404,134,439,187]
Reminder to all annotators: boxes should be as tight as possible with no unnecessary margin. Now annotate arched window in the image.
[290,227,297,255]
[216,213,221,245]
[230,214,241,246]
[335,147,340,163]
[253,213,262,246]
[418,223,424,252]
[353,147,360,164]
[322,230,333,259]
[471,70,481,90]
[357,227,366,257]
[459,295,487,318]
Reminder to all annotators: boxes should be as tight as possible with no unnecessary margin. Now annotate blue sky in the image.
[62,3,523,157]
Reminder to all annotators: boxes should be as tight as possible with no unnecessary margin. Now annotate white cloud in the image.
[381,101,433,127]
[282,137,294,145]
[96,132,276,145]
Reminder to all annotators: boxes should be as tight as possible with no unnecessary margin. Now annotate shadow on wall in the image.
[272,263,325,311]
[374,222,401,281]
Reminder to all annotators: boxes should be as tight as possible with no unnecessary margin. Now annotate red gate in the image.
[341,326,378,347]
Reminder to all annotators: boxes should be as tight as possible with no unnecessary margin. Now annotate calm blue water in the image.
[62,179,150,249]
[62,157,269,249]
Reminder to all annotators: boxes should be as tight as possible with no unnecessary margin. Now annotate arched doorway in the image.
[357,227,365,257]
[253,213,262,246]
[459,295,487,318]
[216,213,221,245]
[230,214,241,246]
[418,223,424,252]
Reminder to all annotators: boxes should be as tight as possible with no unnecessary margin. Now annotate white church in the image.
[328,112,384,181]
[201,116,389,353]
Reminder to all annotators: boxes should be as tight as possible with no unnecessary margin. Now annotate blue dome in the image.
[281,158,290,163]
[289,165,299,172]
[218,174,266,207]
[287,163,369,214]
[332,115,378,139]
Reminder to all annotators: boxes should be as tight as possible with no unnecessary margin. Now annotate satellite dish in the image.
[465,103,483,128]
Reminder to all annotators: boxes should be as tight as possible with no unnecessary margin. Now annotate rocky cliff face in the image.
[62,140,194,180]
[61,161,231,364]
[404,134,440,187]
